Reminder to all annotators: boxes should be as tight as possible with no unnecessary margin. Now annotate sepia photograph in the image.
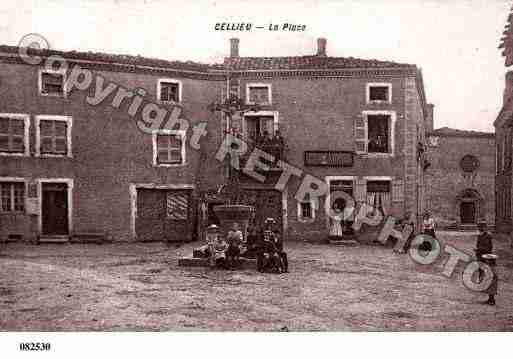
[0,0,512,357]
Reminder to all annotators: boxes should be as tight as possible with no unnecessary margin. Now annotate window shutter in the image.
[355,115,367,153]
[266,117,274,135]
[392,180,404,202]
[355,178,366,202]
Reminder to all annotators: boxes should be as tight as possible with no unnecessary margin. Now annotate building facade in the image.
[495,9,513,234]
[0,38,432,242]
[495,71,513,233]
[425,127,495,229]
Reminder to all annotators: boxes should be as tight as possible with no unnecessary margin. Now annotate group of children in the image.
[210,218,289,274]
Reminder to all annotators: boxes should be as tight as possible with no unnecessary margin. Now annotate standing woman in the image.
[329,204,344,240]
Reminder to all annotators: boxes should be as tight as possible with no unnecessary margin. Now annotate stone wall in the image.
[425,133,495,229]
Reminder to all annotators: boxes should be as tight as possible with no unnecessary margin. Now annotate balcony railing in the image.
[238,134,286,171]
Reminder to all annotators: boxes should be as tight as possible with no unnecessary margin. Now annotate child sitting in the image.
[213,235,229,269]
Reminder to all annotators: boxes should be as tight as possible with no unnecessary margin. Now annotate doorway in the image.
[460,201,476,224]
[135,188,193,242]
[41,182,69,235]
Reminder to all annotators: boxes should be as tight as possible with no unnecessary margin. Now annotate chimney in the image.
[316,38,327,56]
[230,38,239,57]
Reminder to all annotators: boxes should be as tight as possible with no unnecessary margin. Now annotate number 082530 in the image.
[19,342,51,351]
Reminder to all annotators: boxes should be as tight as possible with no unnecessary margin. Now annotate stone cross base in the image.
[178,257,257,269]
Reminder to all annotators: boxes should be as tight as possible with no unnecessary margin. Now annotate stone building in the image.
[495,9,513,233]
[0,37,433,242]
[425,127,495,229]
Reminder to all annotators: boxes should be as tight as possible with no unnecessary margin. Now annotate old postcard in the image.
[0,0,511,357]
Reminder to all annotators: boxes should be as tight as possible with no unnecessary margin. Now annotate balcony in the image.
[240,135,286,171]
[227,134,286,186]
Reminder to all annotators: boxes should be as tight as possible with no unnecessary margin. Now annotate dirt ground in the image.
[1,232,512,331]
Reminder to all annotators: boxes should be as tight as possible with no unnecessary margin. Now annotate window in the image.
[298,200,315,222]
[355,111,396,155]
[367,115,389,153]
[244,115,275,142]
[158,79,181,103]
[300,202,312,219]
[246,83,272,105]
[0,114,29,155]
[366,179,391,216]
[367,83,392,103]
[0,182,25,212]
[152,130,186,166]
[39,70,66,97]
[35,116,72,157]
[460,154,480,173]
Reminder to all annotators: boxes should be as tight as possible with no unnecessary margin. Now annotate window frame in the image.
[358,110,397,157]
[366,82,392,104]
[157,78,182,103]
[242,110,279,140]
[246,83,272,105]
[39,68,67,98]
[0,113,30,157]
[363,176,393,216]
[297,199,315,223]
[35,115,73,158]
[0,177,27,213]
[152,129,187,167]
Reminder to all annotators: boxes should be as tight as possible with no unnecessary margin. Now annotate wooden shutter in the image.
[355,178,366,202]
[392,179,404,202]
[355,115,367,153]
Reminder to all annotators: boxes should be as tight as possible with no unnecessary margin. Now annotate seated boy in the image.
[213,235,229,269]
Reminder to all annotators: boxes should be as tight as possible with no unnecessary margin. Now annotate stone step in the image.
[328,234,359,246]
[38,235,70,243]
[70,232,106,244]
[178,256,257,269]
[328,239,359,246]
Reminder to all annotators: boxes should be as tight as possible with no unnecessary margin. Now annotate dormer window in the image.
[39,69,66,97]
[158,79,182,103]
[366,83,392,103]
[246,83,272,105]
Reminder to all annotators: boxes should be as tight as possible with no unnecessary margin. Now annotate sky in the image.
[0,0,511,132]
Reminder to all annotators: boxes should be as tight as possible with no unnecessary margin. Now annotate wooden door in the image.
[41,183,69,235]
[163,190,193,242]
[460,202,476,224]
[136,188,193,242]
